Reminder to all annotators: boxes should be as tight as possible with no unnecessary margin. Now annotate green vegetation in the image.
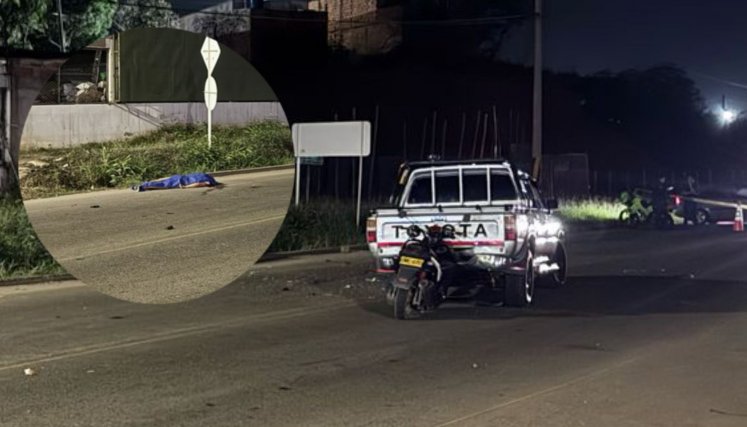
[0,195,64,279]
[268,199,367,253]
[556,197,624,224]
[21,122,293,199]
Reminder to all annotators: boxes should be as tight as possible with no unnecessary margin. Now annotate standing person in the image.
[652,176,669,214]
[683,175,699,226]
[651,176,673,228]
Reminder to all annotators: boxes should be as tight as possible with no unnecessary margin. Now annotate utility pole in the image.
[56,0,67,53]
[531,0,542,179]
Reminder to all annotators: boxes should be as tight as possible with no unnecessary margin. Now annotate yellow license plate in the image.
[399,256,425,268]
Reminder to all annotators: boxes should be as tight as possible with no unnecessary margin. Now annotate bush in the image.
[0,195,64,278]
[268,199,367,252]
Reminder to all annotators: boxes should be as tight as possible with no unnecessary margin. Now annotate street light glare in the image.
[720,109,736,124]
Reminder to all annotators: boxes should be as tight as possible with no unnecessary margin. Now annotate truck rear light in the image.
[505,214,517,241]
[366,217,377,243]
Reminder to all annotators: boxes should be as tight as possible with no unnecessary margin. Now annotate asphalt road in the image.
[22,168,294,304]
[2,225,747,426]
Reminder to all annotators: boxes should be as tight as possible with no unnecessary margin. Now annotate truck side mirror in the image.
[544,198,558,210]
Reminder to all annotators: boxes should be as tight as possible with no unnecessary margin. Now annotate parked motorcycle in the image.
[386,224,459,319]
[618,189,654,227]
[618,187,676,229]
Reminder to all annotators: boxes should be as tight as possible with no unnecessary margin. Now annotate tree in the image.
[39,0,118,52]
[65,0,118,51]
[113,0,179,32]
[0,0,48,51]
[1,0,116,53]
[190,11,251,39]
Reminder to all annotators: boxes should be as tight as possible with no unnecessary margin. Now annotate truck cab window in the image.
[463,169,488,202]
[435,170,460,204]
[491,171,518,201]
[407,173,433,205]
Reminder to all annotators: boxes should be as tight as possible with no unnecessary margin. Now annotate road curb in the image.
[211,164,294,177]
[258,244,368,262]
[0,273,76,287]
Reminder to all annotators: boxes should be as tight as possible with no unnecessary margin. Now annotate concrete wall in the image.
[22,102,287,148]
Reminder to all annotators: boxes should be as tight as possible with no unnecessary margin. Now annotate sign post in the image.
[292,121,371,226]
[200,36,221,149]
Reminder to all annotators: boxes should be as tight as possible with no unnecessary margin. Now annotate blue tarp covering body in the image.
[135,173,220,192]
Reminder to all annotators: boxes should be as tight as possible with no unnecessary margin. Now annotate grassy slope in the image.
[21,122,293,199]
[556,198,623,224]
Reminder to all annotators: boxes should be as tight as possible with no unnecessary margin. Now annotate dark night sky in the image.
[500,0,747,113]
[174,0,747,113]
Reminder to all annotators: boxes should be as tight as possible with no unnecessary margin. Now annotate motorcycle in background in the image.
[618,187,676,229]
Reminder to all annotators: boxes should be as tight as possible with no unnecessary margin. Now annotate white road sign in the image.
[292,121,371,157]
[291,121,372,225]
[201,36,220,149]
[204,76,217,111]
[200,37,221,75]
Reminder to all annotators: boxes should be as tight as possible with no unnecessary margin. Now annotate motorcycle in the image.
[386,223,460,319]
[618,187,676,229]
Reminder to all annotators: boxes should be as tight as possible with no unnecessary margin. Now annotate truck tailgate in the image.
[376,212,506,248]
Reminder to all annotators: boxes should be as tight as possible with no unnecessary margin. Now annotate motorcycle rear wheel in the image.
[619,209,642,227]
[393,288,411,320]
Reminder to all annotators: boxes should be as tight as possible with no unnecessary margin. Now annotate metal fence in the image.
[539,153,590,199]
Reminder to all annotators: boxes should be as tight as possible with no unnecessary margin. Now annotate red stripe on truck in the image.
[376,240,504,247]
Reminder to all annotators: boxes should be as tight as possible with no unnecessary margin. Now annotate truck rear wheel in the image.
[538,243,567,288]
[504,250,534,307]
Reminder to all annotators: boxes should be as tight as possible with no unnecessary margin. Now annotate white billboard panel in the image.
[292,121,371,157]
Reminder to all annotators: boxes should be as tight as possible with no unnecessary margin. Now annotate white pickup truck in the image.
[366,159,567,307]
